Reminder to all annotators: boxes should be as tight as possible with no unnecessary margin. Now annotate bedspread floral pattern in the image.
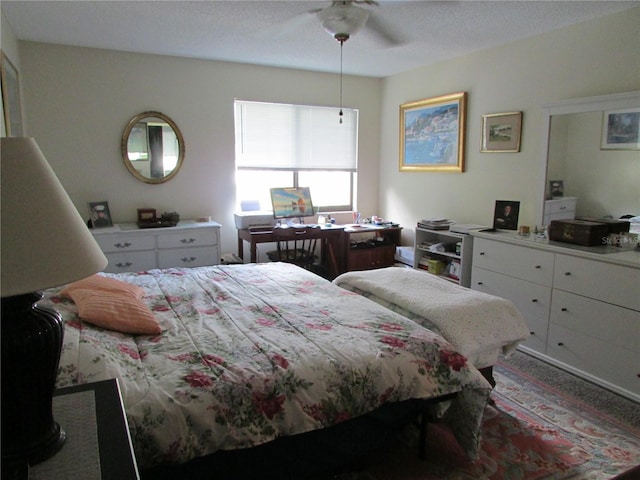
[44,263,491,469]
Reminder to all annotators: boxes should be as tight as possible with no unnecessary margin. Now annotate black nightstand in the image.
[29,379,139,480]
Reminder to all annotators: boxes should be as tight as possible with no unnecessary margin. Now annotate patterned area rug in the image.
[337,355,640,480]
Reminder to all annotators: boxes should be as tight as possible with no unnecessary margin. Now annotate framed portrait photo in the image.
[481,111,522,153]
[89,201,113,228]
[601,107,640,150]
[399,91,467,172]
[493,200,520,231]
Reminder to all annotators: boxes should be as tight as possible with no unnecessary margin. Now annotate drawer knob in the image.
[181,256,197,263]
[561,307,568,312]
[557,342,564,346]
[534,265,541,269]
[181,238,197,244]
[116,262,133,268]
[564,272,571,276]
[477,282,483,285]
[114,242,132,249]
[530,331,535,335]
[479,252,485,256]
[532,299,538,303]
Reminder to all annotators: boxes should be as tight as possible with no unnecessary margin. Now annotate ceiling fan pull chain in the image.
[339,39,344,124]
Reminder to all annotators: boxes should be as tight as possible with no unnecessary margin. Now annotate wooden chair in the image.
[267,226,322,270]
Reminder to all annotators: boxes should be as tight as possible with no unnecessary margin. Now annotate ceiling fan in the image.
[261,1,403,48]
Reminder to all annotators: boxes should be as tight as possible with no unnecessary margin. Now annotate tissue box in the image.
[549,219,609,246]
[233,211,276,229]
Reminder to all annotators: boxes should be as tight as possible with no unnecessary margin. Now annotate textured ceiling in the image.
[2,1,638,77]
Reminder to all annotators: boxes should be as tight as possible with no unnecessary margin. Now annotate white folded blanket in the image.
[333,267,530,368]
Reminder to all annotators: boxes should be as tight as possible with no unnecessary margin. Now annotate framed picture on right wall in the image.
[601,107,640,150]
[481,111,522,153]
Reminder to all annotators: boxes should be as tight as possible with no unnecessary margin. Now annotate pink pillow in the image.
[64,289,161,335]
[61,274,160,335]
[61,274,144,299]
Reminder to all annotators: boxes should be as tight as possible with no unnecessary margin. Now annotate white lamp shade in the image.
[1,138,108,296]
[318,3,370,38]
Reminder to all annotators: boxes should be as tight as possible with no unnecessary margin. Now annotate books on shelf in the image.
[417,218,454,230]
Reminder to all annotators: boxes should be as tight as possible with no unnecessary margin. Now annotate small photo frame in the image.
[493,200,520,230]
[481,111,522,153]
[601,108,640,150]
[549,180,564,198]
[89,201,113,228]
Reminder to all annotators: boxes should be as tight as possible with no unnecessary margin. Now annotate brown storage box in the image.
[549,219,609,246]
[575,217,631,235]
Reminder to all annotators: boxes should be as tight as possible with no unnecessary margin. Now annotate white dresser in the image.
[91,220,222,273]
[470,230,640,402]
[543,196,577,225]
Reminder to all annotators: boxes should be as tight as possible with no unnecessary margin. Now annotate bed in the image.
[42,262,492,475]
[332,267,530,384]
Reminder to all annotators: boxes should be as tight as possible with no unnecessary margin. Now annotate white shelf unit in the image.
[413,227,473,287]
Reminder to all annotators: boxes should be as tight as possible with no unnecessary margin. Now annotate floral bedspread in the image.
[43,262,491,470]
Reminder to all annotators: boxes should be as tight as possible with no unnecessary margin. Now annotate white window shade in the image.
[235,100,358,171]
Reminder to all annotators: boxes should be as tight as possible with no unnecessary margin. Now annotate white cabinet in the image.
[414,227,473,287]
[543,196,577,225]
[471,231,640,402]
[92,220,221,273]
[472,237,553,353]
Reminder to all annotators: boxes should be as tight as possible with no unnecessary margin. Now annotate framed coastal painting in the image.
[481,111,522,153]
[1,50,23,137]
[601,107,640,150]
[399,91,467,172]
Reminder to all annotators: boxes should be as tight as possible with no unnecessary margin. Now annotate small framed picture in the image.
[601,108,640,150]
[88,201,113,228]
[481,112,522,153]
[549,180,564,198]
[493,200,520,230]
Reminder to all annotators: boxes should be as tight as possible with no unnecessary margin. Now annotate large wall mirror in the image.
[541,91,640,224]
[121,111,185,184]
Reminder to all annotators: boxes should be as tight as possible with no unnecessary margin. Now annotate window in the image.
[234,100,358,212]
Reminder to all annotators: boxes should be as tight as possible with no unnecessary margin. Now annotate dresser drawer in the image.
[94,234,155,253]
[544,197,577,215]
[553,254,640,311]
[158,247,218,269]
[104,251,157,273]
[473,238,555,286]
[550,289,640,353]
[157,228,218,249]
[472,267,549,353]
[547,323,639,396]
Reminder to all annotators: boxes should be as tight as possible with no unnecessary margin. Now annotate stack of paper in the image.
[417,218,454,230]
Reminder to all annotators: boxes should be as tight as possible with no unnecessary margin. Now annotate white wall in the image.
[16,43,381,256]
[7,7,640,256]
[379,7,640,245]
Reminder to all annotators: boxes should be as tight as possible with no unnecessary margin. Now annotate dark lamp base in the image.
[1,292,66,467]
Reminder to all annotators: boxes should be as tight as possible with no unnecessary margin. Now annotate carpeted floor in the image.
[328,350,640,480]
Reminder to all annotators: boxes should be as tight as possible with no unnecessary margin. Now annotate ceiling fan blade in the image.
[364,11,406,47]
[254,9,318,40]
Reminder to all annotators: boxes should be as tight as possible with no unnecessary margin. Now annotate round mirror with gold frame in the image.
[121,111,185,184]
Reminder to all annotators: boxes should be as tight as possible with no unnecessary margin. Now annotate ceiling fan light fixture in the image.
[318,3,370,42]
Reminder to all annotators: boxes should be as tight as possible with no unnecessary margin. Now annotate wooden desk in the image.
[237,225,344,278]
[237,224,402,278]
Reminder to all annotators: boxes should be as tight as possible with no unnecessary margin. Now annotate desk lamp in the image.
[1,138,108,474]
